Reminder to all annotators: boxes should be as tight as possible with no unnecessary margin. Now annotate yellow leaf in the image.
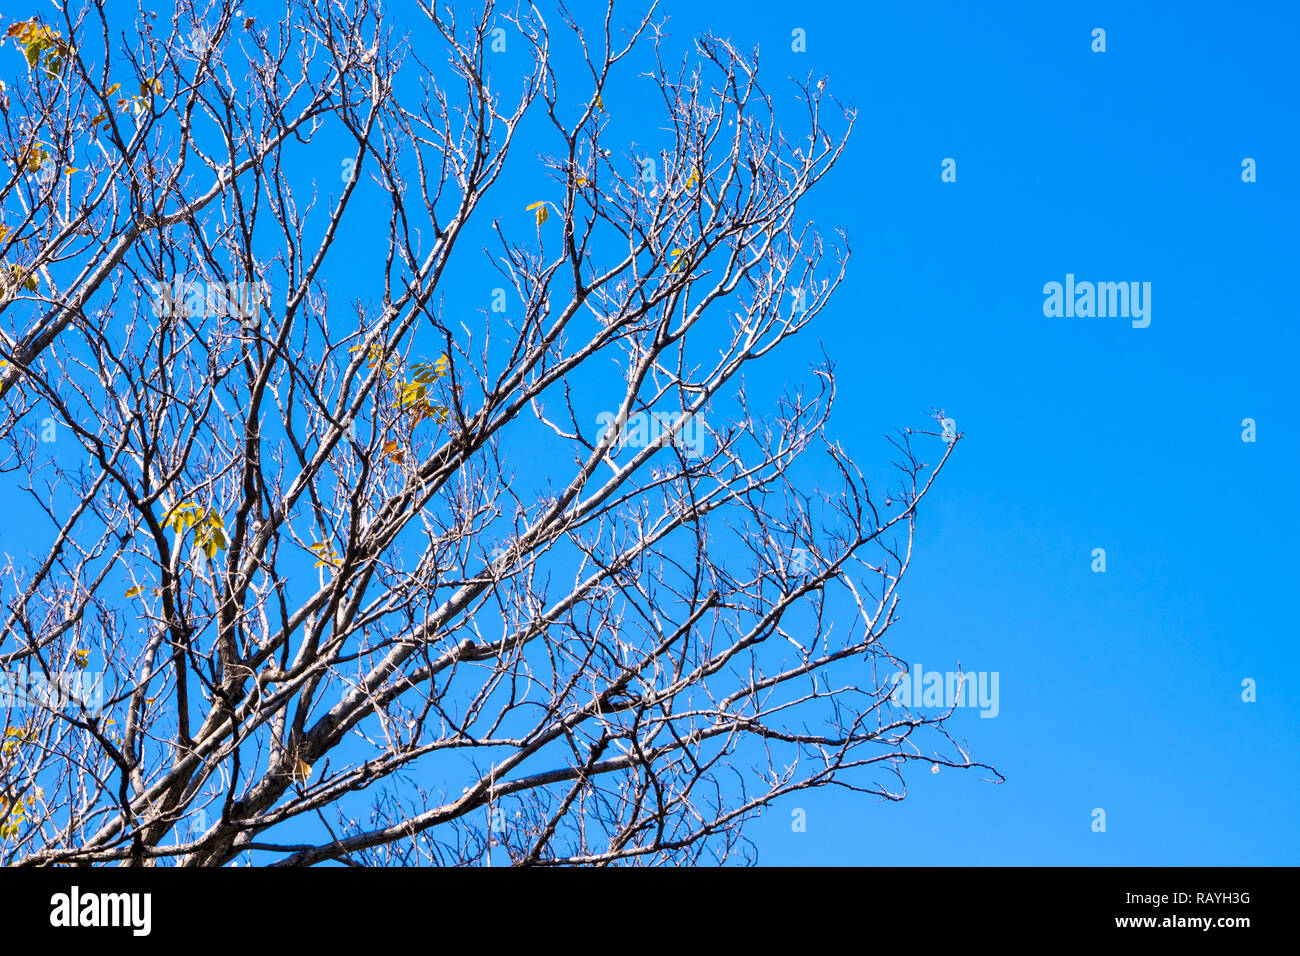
[164,502,200,533]
[196,520,228,558]
[105,82,120,95]
[410,361,442,384]
[124,586,143,598]
[309,542,340,568]
[398,381,427,407]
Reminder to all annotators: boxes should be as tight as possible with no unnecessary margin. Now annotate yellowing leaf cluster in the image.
[349,341,399,376]
[1,222,40,300]
[6,18,71,77]
[1,262,38,294]
[309,542,341,569]
[163,501,228,559]
[1,725,35,757]
[0,789,39,840]
[394,355,450,425]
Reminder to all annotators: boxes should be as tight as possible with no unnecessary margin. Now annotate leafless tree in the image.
[0,0,999,867]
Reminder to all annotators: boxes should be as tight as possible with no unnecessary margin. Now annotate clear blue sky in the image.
[699,0,1300,865]
[5,0,1297,865]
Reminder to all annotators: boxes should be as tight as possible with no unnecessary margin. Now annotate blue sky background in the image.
[565,0,1295,865]
[4,0,1297,865]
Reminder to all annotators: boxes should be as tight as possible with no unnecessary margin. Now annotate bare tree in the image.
[0,0,998,867]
